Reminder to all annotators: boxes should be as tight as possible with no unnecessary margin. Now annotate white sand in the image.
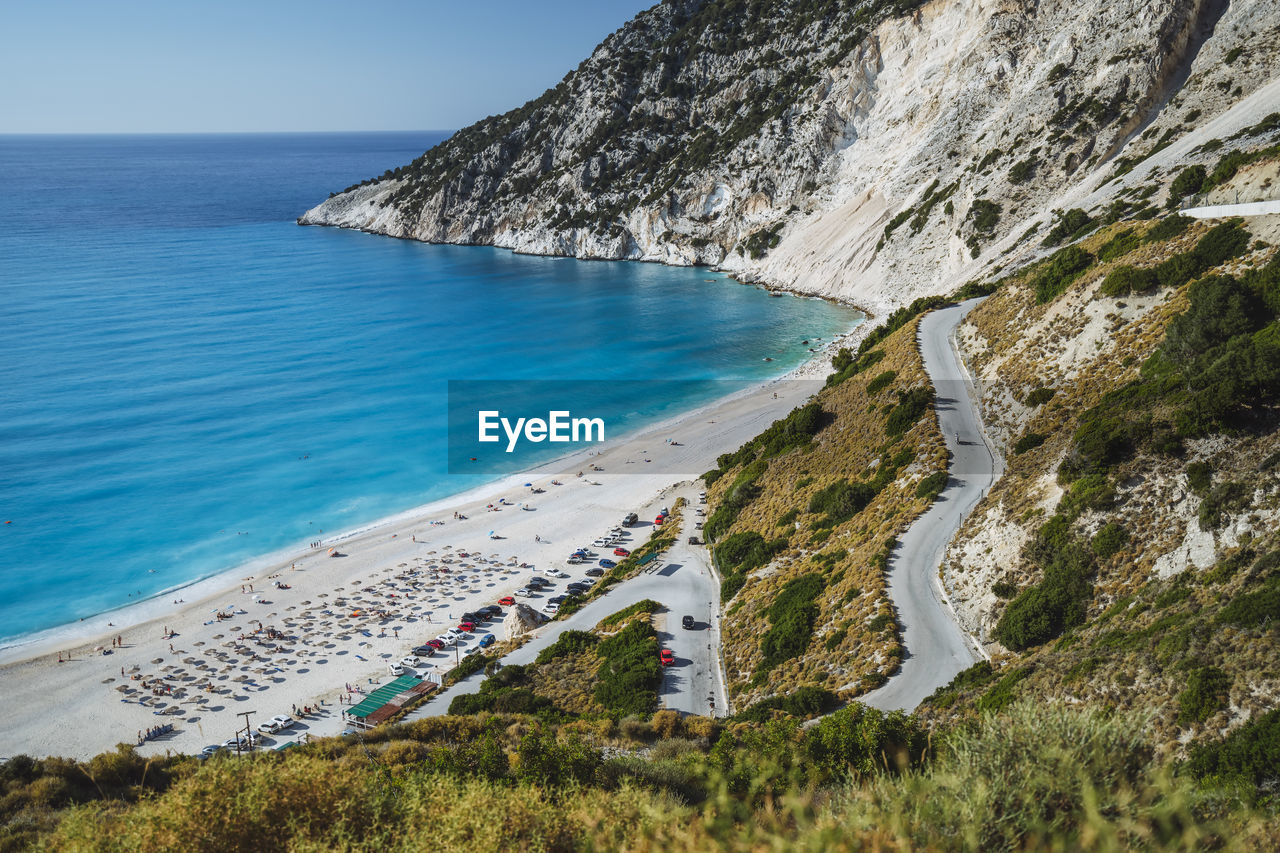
[0,335,855,760]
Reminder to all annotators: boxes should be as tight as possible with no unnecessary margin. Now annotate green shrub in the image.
[598,600,662,628]
[995,517,1094,650]
[1013,432,1047,454]
[915,471,948,500]
[594,619,661,717]
[975,667,1031,712]
[1097,228,1142,262]
[1091,522,1129,558]
[1143,214,1192,244]
[1099,265,1158,297]
[1024,386,1055,406]
[1190,219,1251,270]
[1041,208,1095,247]
[1216,574,1280,628]
[1198,480,1249,530]
[734,686,840,722]
[885,386,934,437]
[757,574,825,672]
[1167,164,1207,207]
[714,532,786,574]
[1185,708,1280,798]
[969,199,1001,233]
[808,479,878,528]
[720,573,747,603]
[992,581,1018,598]
[805,704,929,780]
[1176,665,1230,724]
[1009,158,1037,184]
[1032,245,1095,303]
[535,630,598,664]
[866,369,897,395]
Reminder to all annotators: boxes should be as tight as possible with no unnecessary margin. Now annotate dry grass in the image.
[709,315,947,706]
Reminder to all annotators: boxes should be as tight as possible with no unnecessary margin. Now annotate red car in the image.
[654,516,664,525]
[458,622,475,632]
[613,547,630,557]
[426,639,445,649]
[659,649,675,666]
[498,596,515,606]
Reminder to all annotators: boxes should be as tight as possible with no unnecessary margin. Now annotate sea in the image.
[0,132,861,642]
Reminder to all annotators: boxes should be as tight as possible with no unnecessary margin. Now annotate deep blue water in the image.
[0,133,859,640]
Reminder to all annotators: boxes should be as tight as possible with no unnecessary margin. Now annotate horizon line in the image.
[0,129,457,137]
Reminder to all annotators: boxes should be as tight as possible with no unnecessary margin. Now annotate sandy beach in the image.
[0,330,854,761]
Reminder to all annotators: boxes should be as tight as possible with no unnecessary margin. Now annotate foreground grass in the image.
[7,701,1272,851]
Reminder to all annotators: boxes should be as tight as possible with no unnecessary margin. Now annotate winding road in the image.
[403,301,998,719]
[861,298,999,711]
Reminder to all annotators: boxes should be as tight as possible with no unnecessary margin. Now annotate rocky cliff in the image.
[300,0,1278,315]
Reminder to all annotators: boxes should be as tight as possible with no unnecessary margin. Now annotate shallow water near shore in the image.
[0,132,860,641]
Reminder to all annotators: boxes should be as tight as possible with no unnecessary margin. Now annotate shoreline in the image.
[0,315,867,761]
[0,316,859,666]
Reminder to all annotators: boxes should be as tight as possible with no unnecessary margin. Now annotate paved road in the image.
[861,299,998,712]
[403,485,727,719]
[1183,199,1280,218]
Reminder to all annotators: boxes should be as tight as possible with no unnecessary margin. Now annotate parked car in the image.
[585,567,605,577]
[426,638,445,649]
[543,602,560,614]
[498,596,515,606]
[388,662,405,676]
[682,615,696,630]
[480,605,503,617]
[613,547,631,557]
[401,655,421,668]
[659,649,675,666]
[566,585,588,595]
[598,559,616,569]
[436,635,457,647]
[527,577,549,588]
[549,595,568,604]
[623,513,638,526]
[654,517,664,525]
[457,622,475,632]
[199,744,226,759]
[577,548,597,557]
[515,587,532,597]
[460,611,479,623]
[463,646,482,656]
[478,633,496,648]
[223,732,261,751]
[445,627,464,638]
[257,720,284,734]
[412,644,435,656]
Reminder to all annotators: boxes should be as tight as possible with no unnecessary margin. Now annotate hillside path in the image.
[861,299,998,712]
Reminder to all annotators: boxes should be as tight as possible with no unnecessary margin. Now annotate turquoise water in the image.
[0,133,860,640]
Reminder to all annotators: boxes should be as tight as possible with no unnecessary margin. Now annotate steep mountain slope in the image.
[300,0,1278,315]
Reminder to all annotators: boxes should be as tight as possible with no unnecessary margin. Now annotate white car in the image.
[388,662,405,676]
[578,548,597,557]
[256,714,294,734]
[543,602,560,614]
[445,627,463,638]
[400,656,421,668]
[515,587,532,597]
[435,634,457,647]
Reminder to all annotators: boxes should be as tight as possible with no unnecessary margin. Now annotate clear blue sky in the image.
[0,0,654,133]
